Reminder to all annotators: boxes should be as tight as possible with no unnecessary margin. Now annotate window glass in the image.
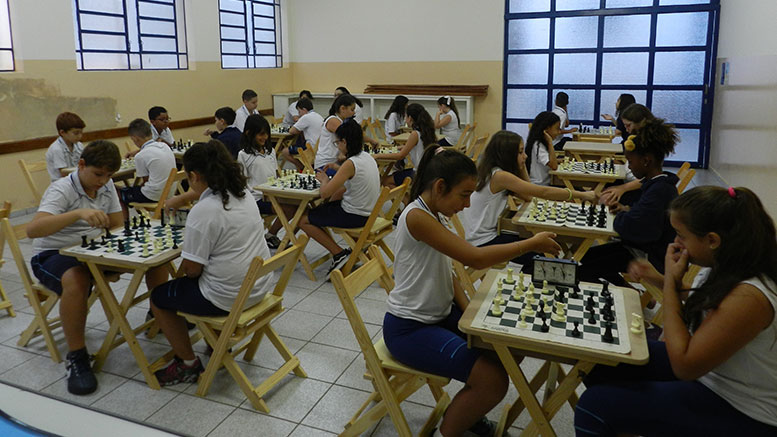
[219,0,282,69]
[653,51,706,85]
[553,90,596,121]
[506,89,548,120]
[670,129,701,163]
[508,18,550,50]
[508,54,549,84]
[508,0,549,13]
[553,53,597,85]
[554,16,598,49]
[656,12,708,47]
[603,14,651,47]
[652,90,703,124]
[601,52,649,85]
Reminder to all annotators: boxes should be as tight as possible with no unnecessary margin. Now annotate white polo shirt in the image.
[45,137,84,181]
[529,140,551,186]
[238,150,277,201]
[283,100,299,127]
[552,105,570,146]
[33,171,122,255]
[150,125,174,145]
[134,140,177,201]
[182,188,274,311]
[385,112,405,140]
[292,111,324,148]
[234,104,259,132]
[440,109,460,145]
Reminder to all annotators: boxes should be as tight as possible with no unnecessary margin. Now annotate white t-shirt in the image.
[552,105,570,146]
[182,188,274,312]
[407,130,426,168]
[234,104,259,132]
[283,100,299,127]
[293,111,324,148]
[342,151,380,217]
[440,109,460,145]
[150,125,174,145]
[238,150,277,201]
[460,168,508,246]
[386,198,454,323]
[385,112,405,140]
[693,268,777,426]
[353,104,364,124]
[134,140,177,201]
[33,172,122,254]
[315,115,342,168]
[529,140,551,186]
[45,137,84,181]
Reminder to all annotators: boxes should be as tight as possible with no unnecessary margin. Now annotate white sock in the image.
[182,357,197,366]
[432,428,444,437]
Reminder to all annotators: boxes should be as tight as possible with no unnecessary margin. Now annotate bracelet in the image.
[565,188,573,201]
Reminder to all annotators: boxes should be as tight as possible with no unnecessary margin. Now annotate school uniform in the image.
[30,172,122,294]
[616,116,628,144]
[291,111,324,153]
[211,126,242,159]
[283,100,299,127]
[552,105,571,150]
[234,104,259,132]
[151,188,273,315]
[150,124,174,145]
[391,130,425,186]
[238,149,277,216]
[383,198,481,383]
[353,104,364,124]
[384,112,404,140]
[45,137,84,181]
[314,115,342,170]
[529,140,552,186]
[438,109,460,147]
[308,151,380,228]
[120,140,176,204]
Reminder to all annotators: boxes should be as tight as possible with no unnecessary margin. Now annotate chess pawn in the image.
[491,304,503,317]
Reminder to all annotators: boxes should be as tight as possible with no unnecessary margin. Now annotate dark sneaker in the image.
[328,248,352,275]
[66,348,97,395]
[155,356,204,386]
[265,233,281,249]
[467,417,498,437]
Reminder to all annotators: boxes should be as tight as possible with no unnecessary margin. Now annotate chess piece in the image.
[601,280,610,296]
[540,316,549,332]
[588,310,596,324]
[172,240,178,249]
[493,294,504,306]
[101,235,106,245]
[603,323,614,343]
[118,240,125,252]
[81,235,88,248]
[630,312,644,334]
[587,295,595,309]
[492,304,502,317]
[571,285,580,299]
[572,321,581,337]
[105,228,113,239]
[537,304,545,319]
[519,314,527,328]
[504,268,515,284]
[132,217,138,229]
[89,239,97,250]
[124,220,131,236]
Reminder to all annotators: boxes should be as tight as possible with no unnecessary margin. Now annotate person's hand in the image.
[600,185,624,206]
[608,202,629,214]
[570,127,579,132]
[315,169,330,183]
[664,243,690,287]
[164,194,187,212]
[579,190,599,204]
[322,162,339,172]
[627,258,662,285]
[124,149,140,159]
[543,130,554,146]
[203,128,215,136]
[528,232,561,256]
[601,113,614,122]
[78,209,111,228]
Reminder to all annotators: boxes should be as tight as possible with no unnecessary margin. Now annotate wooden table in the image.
[459,270,648,437]
[63,160,137,185]
[60,223,185,389]
[511,201,618,261]
[563,142,623,163]
[550,161,627,196]
[572,131,617,143]
[392,131,443,146]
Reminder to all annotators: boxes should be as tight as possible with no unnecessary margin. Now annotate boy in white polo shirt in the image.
[118,119,177,219]
[282,90,314,127]
[45,112,86,181]
[234,89,259,132]
[149,106,175,147]
[27,141,169,396]
[282,98,324,171]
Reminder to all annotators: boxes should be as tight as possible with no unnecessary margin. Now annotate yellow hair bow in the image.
[624,135,637,152]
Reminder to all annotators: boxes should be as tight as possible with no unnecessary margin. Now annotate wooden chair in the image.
[458,122,477,153]
[326,178,411,281]
[268,116,284,125]
[368,118,388,143]
[623,263,701,327]
[453,123,473,151]
[274,134,301,171]
[330,246,451,437]
[179,235,309,412]
[360,117,372,136]
[296,138,319,174]
[449,214,508,299]
[0,203,16,318]
[129,168,187,219]
[18,159,49,203]
[676,162,695,194]
[467,134,490,162]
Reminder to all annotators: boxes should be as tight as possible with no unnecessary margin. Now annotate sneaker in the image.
[154,356,204,387]
[467,417,498,437]
[328,248,352,275]
[265,233,281,249]
[66,348,97,395]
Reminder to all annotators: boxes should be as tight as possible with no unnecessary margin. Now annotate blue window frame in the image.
[503,0,720,167]
[0,0,13,71]
[219,0,282,69]
[72,0,188,71]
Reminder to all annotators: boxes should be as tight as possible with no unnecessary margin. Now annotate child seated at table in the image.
[150,140,274,386]
[373,103,436,188]
[149,106,175,147]
[282,98,324,171]
[204,107,242,159]
[26,140,168,395]
[46,112,85,181]
[526,111,561,186]
[434,96,461,147]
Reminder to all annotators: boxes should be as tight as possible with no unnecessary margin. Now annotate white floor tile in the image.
[146,392,236,437]
[94,378,179,421]
[208,407,296,437]
[294,342,358,383]
[273,309,332,341]
[301,385,379,434]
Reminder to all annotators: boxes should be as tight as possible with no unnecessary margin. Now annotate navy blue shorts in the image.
[438,138,454,147]
[257,200,274,216]
[315,166,337,178]
[150,276,228,316]
[119,186,154,204]
[30,250,88,295]
[383,305,481,383]
[392,168,415,187]
[307,200,369,228]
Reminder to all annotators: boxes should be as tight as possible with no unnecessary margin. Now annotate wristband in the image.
[565,188,573,201]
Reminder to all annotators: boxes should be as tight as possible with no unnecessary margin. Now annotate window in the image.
[0,0,13,71]
[72,0,188,71]
[219,0,282,69]
[503,0,720,167]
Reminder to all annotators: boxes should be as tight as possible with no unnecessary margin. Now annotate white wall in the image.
[287,0,504,62]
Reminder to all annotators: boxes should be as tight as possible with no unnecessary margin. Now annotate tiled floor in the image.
[0,169,724,437]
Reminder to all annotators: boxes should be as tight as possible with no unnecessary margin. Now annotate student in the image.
[234,89,259,132]
[525,111,561,186]
[283,90,313,127]
[334,86,364,123]
[46,112,86,181]
[373,103,436,188]
[298,119,380,274]
[434,96,461,147]
[282,98,324,171]
[150,140,274,386]
[118,119,177,219]
[460,130,597,250]
[203,107,242,160]
[575,186,777,436]
[579,118,679,284]
[601,93,636,144]
[384,95,409,140]
[148,106,174,147]
[315,93,356,175]
[383,147,561,437]
[27,140,168,395]
[551,92,578,151]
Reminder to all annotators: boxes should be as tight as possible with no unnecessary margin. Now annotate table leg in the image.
[266,194,318,281]
[571,238,595,262]
[522,361,595,436]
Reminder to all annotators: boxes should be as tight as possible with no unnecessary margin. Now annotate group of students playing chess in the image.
[24,94,777,436]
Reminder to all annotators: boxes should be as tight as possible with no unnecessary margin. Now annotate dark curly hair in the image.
[183,140,247,209]
[626,118,678,164]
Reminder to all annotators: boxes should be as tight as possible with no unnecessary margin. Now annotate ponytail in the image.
[183,140,248,209]
[410,147,476,201]
[437,96,460,128]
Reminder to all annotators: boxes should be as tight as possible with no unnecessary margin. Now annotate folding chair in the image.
[274,134,301,171]
[449,214,507,299]
[467,134,490,162]
[0,203,16,318]
[458,122,477,153]
[178,236,309,412]
[296,138,319,174]
[326,178,411,281]
[369,118,388,143]
[269,116,284,125]
[331,246,451,437]
[453,123,473,151]
[18,159,49,203]
[676,162,695,194]
[129,168,187,219]
[622,263,701,327]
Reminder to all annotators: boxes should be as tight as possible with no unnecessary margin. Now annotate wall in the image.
[709,0,777,217]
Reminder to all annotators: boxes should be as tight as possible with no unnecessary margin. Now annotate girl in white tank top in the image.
[373,103,436,188]
[434,96,461,147]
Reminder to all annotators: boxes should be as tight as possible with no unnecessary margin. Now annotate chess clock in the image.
[532,256,579,287]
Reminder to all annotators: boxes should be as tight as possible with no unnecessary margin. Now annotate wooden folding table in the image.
[563,141,623,163]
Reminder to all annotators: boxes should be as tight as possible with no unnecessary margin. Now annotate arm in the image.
[491,170,598,204]
[601,179,642,206]
[662,244,774,380]
[289,126,302,136]
[612,184,673,243]
[179,259,203,278]
[318,159,354,199]
[26,210,111,238]
[434,113,452,129]
[541,133,558,170]
[164,190,199,211]
[374,131,417,161]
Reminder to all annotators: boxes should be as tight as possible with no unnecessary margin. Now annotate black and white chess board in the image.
[263,171,321,193]
[518,199,614,231]
[557,159,617,175]
[69,215,184,262]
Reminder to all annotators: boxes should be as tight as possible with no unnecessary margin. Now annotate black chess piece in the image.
[571,285,580,299]
[540,316,549,332]
[105,228,113,238]
[572,321,581,338]
[81,235,88,248]
[118,240,125,252]
[601,280,610,295]
[100,235,106,245]
[537,305,545,319]
[603,323,614,343]
[603,308,614,322]
[89,239,97,250]
[587,295,596,308]
[161,209,166,227]
[132,217,137,229]
[172,240,178,249]
[588,310,596,324]
[135,231,140,241]
[124,220,131,236]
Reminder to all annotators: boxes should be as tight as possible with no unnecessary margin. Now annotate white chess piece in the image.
[630,312,645,334]
[492,304,503,317]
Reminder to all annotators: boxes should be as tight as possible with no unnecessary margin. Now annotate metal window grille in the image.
[219,0,282,69]
[0,0,14,71]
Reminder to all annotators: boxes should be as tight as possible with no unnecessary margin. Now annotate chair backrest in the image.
[296,137,319,173]
[453,124,472,151]
[380,177,412,222]
[676,167,695,194]
[269,116,284,125]
[152,168,187,218]
[467,134,489,161]
[18,159,49,203]
[1,218,37,293]
[369,119,387,142]
[450,213,466,239]
[0,202,10,260]
[360,117,372,136]
[676,162,691,180]
[459,122,477,152]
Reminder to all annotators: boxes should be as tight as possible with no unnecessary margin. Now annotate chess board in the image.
[517,199,614,231]
[65,219,184,263]
[365,145,399,155]
[259,171,321,195]
[120,158,135,170]
[557,158,617,176]
[171,140,194,154]
[271,125,290,135]
[471,271,631,354]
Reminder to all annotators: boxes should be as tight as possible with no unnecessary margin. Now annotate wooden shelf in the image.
[364,84,488,97]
